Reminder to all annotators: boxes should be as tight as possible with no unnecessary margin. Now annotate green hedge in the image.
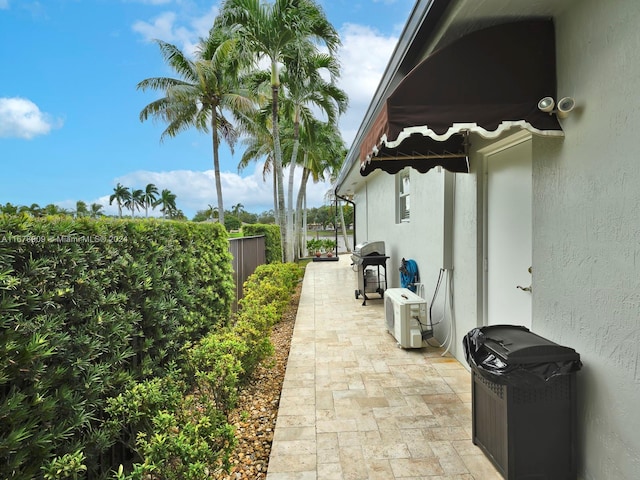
[240,224,281,264]
[0,215,234,479]
[106,262,304,479]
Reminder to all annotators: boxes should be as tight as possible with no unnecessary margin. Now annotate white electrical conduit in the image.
[441,268,455,357]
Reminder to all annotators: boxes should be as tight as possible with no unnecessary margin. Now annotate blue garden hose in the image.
[400,258,419,292]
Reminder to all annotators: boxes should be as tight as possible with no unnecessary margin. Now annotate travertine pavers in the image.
[267,257,501,480]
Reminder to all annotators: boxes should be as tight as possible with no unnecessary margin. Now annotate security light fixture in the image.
[538,96,576,118]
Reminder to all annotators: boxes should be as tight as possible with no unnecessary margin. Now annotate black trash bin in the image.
[463,325,582,480]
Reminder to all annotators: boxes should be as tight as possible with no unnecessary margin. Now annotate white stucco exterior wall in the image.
[448,155,483,361]
[352,167,453,339]
[348,1,640,476]
[533,0,640,477]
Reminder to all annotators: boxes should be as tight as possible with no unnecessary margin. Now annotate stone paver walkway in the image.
[266,256,502,480]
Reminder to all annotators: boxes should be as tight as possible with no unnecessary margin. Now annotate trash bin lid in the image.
[480,325,580,364]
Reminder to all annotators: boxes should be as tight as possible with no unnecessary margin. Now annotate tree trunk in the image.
[211,114,225,226]
[296,166,310,258]
[271,65,287,261]
[272,167,278,220]
[287,138,300,262]
[339,200,350,252]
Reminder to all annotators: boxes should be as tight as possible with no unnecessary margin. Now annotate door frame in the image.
[477,129,533,327]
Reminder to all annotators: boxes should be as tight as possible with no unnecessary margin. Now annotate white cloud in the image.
[131,5,397,144]
[335,23,398,145]
[0,97,62,139]
[132,5,219,57]
[93,163,332,217]
[121,13,398,216]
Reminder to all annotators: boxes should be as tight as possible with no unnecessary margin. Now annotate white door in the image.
[485,136,532,328]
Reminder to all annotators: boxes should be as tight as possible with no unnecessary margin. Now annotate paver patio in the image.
[266,256,502,480]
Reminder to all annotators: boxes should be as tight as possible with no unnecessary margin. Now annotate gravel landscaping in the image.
[218,282,300,479]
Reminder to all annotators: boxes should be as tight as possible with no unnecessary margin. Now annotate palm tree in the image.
[142,183,158,217]
[89,203,104,218]
[294,120,346,258]
[278,49,347,261]
[137,27,255,228]
[203,204,219,221]
[75,200,89,218]
[232,203,244,217]
[154,189,177,219]
[27,203,42,217]
[131,189,145,217]
[42,204,61,216]
[123,188,142,217]
[217,0,340,261]
[109,183,131,218]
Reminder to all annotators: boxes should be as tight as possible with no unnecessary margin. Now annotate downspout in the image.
[335,192,356,249]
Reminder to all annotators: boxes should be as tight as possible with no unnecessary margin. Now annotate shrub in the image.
[0,215,234,479]
[241,224,282,263]
[108,261,302,479]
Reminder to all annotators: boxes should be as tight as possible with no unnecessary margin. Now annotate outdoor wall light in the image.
[538,96,576,118]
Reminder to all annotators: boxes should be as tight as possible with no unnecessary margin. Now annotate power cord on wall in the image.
[425,268,454,355]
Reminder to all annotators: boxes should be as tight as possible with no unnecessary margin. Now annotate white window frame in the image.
[397,168,410,223]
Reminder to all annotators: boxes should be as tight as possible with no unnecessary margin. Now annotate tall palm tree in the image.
[232,203,244,217]
[278,49,347,261]
[154,189,177,219]
[217,0,340,261]
[137,27,255,227]
[109,183,130,218]
[142,183,159,217]
[294,120,346,258]
[75,200,89,218]
[28,203,42,217]
[89,203,104,218]
[131,189,145,217]
[41,204,59,216]
[204,204,219,220]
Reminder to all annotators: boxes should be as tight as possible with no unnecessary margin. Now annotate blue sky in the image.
[0,0,413,218]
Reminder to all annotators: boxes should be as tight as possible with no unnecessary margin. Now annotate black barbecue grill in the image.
[351,241,388,305]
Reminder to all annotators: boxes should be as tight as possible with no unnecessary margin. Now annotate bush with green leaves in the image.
[306,238,323,253]
[107,261,303,479]
[188,262,303,414]
[104,374,235,480]
[241,223,282,263]
[0,215,234,479]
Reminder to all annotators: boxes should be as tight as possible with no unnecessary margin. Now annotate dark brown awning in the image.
[360,19,562,176]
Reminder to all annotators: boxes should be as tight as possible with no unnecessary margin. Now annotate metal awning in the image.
[360,19,562,176]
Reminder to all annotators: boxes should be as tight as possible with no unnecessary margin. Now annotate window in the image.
[397,168,410,223]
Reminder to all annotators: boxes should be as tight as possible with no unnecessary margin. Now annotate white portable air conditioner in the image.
[384,288,429,349]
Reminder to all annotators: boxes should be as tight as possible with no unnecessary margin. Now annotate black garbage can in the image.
[463,325,582,480]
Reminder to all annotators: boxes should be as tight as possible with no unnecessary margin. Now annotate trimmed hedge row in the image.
[241,224,282,264]
[0,215,234,479]
[106,262,304,479]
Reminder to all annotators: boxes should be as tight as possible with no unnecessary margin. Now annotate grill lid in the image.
[354,241,385,257]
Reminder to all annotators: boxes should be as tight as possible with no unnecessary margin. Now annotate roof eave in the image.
[335,0,455,196]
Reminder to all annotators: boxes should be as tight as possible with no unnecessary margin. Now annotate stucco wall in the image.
[534,0,640,477]
[353,167,453,340]
[350,1,640,476]
[352,158,483,359]
[449,154,483,361]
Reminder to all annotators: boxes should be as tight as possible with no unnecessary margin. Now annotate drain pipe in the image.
[335,192,356,250]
